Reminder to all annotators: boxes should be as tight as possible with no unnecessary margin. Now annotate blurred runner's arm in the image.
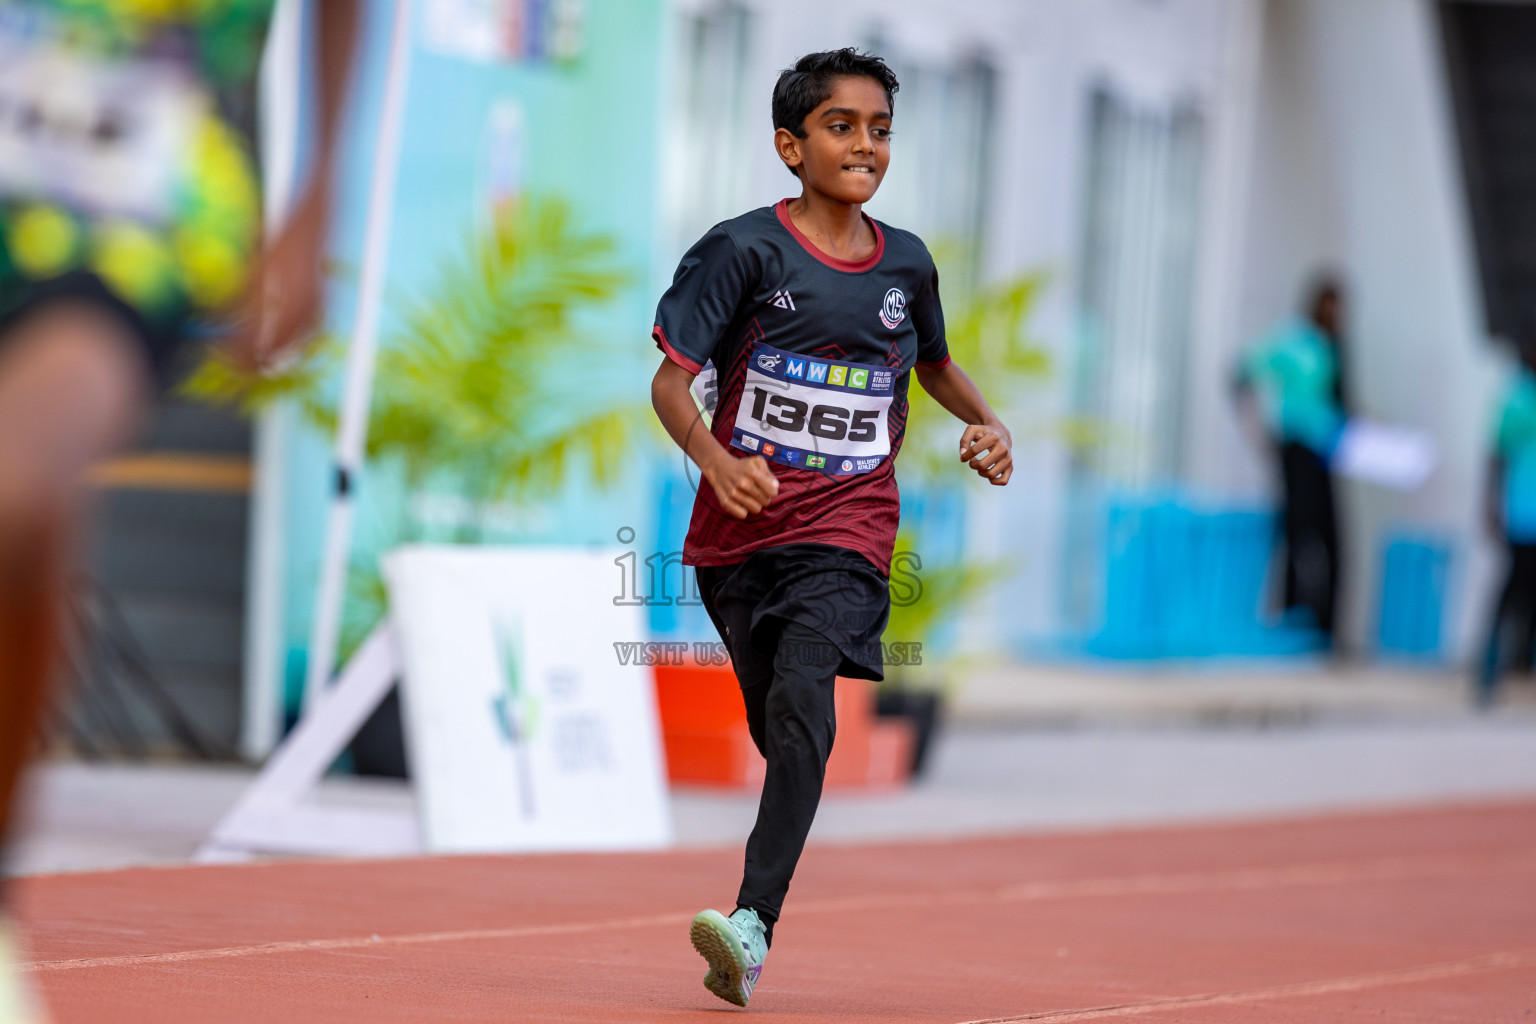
[652,358,778,519]
[915,360,1013,486]
[228,0,362,369]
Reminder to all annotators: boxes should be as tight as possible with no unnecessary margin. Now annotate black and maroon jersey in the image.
[652,199,951,575]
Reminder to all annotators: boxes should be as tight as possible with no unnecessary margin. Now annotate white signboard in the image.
[1331,419,1438,492]
[383,545,670,853]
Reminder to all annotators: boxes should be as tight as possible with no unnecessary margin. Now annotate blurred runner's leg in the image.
[0,302,147,843]
[0,302,147,1024]
[0,3,358,1019]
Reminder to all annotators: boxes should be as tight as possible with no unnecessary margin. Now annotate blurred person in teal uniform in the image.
[1235,276,1352,648]
[0,3,358,1020]
[1476,341,1536,707]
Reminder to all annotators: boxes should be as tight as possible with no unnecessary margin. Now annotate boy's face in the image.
[776,75,891,204]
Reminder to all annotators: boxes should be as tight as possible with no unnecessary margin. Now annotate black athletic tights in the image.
[1279,441,1341,643]
[724,620,840,946]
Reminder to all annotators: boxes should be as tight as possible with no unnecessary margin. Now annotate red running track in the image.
[12,800,1536,1022]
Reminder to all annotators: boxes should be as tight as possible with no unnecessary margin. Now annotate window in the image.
[864,41,997,284]
[664,2,754,254]
[1061,85,1205,629]
[1072,86,1204,486]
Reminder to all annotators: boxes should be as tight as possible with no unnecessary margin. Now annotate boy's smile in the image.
[776,75,891,204]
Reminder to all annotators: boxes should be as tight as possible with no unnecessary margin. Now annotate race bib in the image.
[731,342,895,476]
[0,20,204,222]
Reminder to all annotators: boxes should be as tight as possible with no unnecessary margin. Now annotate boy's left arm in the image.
[915,361,1013,486]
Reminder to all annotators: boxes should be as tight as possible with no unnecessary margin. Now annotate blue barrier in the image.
[1087,498,1320,659]
[1377,535,1451,659]
[651,478,1454,664]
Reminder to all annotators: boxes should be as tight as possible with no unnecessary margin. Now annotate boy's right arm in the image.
[651,359,778,519]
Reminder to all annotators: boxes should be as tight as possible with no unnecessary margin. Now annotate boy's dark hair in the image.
[772,48,899,177]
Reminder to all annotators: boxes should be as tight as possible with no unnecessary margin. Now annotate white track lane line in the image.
[954,949,1536,1023]
[21,851,1536,974]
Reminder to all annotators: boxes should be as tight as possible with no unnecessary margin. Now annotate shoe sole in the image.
[690,910,750,1007]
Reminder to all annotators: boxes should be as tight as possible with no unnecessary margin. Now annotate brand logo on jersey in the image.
[828,365,848,387]
[739,435,760,450]
[756,352,783,371]
[786,358,806,378]
[849,368,869,389]
[841,460,854,472]
[762,443,776,456]
[880,287,907,329]
[807,455,826,468]
[783,450,799,463]
[806,361,829,384]
[770,289,796,310]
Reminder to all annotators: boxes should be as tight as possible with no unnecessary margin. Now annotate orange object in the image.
[653,658,914,789]
[652,660,761,785]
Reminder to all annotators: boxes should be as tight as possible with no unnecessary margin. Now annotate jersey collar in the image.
[775,198,886,273]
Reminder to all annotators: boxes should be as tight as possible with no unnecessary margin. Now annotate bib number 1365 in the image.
[729,341,893,474]
[749,387,879,442]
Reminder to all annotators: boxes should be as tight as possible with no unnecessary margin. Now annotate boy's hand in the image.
[915,361,1014,487]
[960,422,1014,485]
[705,454,780,518]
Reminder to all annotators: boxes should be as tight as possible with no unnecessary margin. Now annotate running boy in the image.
[650,48,1013,1007]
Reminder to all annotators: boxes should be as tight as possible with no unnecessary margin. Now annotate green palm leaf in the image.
[182,193,646,538]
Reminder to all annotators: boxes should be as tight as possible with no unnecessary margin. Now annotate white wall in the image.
[1212,0,1503,659]
[1000,0,1249,652]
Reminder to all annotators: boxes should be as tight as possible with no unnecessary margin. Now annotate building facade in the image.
[223,0,1510,756]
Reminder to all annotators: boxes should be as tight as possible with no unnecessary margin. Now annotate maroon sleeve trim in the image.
[653,325,704,375]
[916,354,952,371]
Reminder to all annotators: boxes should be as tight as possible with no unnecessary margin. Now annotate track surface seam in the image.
[953,949,1536,1022]
[22,850,1534,974]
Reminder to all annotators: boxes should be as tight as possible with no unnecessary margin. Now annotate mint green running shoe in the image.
[689,907,767,1007]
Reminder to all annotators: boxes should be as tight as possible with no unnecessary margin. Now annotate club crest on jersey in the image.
[880,287,907,329]
[756,352,783,372]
